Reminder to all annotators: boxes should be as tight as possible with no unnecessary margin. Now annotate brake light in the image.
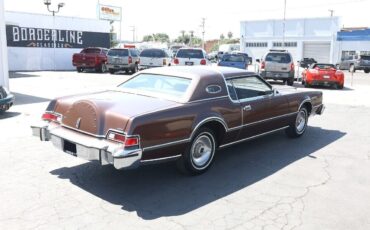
[163,59,167,65]
[174,58,179,64]
[107,131,139,147]
[261,61,265,69]
[95,56,99,64]
[42,112,61,123]
[200,59,207,65]
[309,69,319,74]
[290,62,295,71]
[128,56,132,64]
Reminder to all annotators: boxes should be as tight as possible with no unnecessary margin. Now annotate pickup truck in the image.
[72,48,108,73]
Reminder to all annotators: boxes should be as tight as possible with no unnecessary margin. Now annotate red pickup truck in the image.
[72,47,108,73]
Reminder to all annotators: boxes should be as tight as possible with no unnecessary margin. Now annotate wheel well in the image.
[301,102,312,116]
[198,121,226,147]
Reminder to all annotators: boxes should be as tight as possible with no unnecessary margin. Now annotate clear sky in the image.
[4,0,370,41]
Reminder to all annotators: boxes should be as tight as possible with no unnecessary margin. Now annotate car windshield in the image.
[265,53,291,63]
[81,48,101,54]
[108,49,128,57]
[222,55,245,62]
[140,49,166,58]
[314,64,335,69]
[360,55,370,60]
[118,74,191,100]
[176,49,204,59]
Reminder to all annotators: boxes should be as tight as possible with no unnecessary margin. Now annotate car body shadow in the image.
[12,93,50,106]
[50,126,345,220]
[0,111,21,119]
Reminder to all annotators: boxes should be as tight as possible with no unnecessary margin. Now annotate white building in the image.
[5,11,110,71]
[240,17,341,63]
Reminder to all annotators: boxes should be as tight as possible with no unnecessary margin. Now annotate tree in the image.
[220,33,225,40]
[142,33,170,43]
[227,31,233,39]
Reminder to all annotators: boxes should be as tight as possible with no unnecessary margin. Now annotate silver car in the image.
[260,50,295,86]
[106,48,140,74]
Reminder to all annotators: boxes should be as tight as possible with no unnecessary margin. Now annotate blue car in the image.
[218,54,248,69]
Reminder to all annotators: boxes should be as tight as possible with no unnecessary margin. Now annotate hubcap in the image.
[296,110,307,133]
[191,135,213,168]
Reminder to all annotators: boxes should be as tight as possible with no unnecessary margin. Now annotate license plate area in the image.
[185,61,193,66]
[63,140,77,156]
[323,75,330,79]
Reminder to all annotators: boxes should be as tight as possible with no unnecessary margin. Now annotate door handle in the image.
[243,105,252,111]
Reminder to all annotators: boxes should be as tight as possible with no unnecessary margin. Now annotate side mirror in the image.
[256,59,260,63]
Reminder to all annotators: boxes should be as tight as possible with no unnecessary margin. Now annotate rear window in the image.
[108,49,129,57]
[118,74,191,99]
[313,64,335,69]
[140,49,167,58]
[222,55,245,62]
[265,53,291,63]
[81,48,101,54]
[176,49,204,59]
[360,55,370,60]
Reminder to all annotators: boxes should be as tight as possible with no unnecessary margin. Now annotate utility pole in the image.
[282,0,286,49]
[329,9,334,17]
[200,18,205,50]
[130,26,136,42]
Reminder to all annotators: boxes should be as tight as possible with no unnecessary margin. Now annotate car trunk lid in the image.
[54,90,178,136]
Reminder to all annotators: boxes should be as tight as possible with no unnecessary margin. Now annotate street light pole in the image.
[43,0,65,71]
[282,0,286,49]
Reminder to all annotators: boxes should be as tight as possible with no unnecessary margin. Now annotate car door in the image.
[228,76,290,139]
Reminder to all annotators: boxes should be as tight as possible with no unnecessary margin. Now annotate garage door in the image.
[303,42,331,63]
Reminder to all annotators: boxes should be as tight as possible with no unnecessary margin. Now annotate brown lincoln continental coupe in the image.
[32,66,324,175]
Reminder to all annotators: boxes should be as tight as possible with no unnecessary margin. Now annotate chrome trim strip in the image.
[219,126,289,149]
[242,112,297,127]
[298,98,312,111]
[205,85,222,94]
[188,95,229,104]
[140,154,182,163]
[143,138,190,152]
[61,124,106,138]
[190,116,229,139]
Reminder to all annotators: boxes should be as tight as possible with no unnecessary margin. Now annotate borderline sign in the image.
[98,4,121,22]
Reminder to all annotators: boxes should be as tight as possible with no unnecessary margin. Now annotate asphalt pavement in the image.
[0,69,369,230]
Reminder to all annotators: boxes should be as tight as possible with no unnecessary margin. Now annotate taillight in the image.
[107,131,139,147]
[42,112,61,123]
[95,56,99,64]
[200,59,207,65]
[309,69,319,74]
[261,61,265,69]
[290,63,295,71]
[128,56,132,64]
[174,58,179,64]
[163,59,167,65]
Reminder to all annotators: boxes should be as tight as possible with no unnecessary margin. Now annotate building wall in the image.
[0,0,9,88]
[5,11,110,71]
[240,17,340,63]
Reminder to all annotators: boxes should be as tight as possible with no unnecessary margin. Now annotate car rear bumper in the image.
[31,123,142,170]
[106,64,132,70]
[260,70,294,80]
[0,94,15,111]
[308,80,342,86]
[355,65,370,70]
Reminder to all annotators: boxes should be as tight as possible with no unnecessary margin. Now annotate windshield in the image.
[118,74,191,100]
[265,53,291,63]
[360,55,370,60]
[222,55,245,62]
[313,64,335,69]
[140,49,167,58]
[81,48,101,54]
[176,49,204,59]
[108,49,128,57]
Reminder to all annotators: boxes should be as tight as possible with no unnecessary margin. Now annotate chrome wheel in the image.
[295,110,307,134]
[191,134,214,168]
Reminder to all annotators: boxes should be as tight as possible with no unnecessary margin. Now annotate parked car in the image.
[139,48,171,69]
[172,48,209,66]
[337,55,370,73]
[260,49,295,86]
[207,51,218,62]
[31,66,324,175]
[231,51,252,64]
[106,48,140,74]
[218,54,248,69]
[72,47,108,73]
[0,86,14,113]
[300,58,317,68]
[302,63,344,89]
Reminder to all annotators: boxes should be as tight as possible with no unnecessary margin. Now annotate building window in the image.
[245,42,268,48]
[360,51,370,56]
[273,42,297,47]
[341,51,356,60]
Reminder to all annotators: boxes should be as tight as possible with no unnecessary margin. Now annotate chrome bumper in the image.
[314,104,325,115]
[31,123,142,170]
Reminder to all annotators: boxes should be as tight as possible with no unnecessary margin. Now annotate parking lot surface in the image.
[1,70,370,229]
